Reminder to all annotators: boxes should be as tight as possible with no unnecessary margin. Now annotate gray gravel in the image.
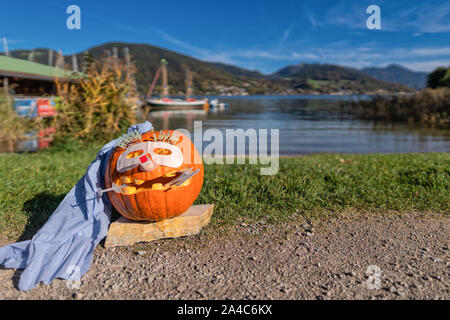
[0,212,449,300]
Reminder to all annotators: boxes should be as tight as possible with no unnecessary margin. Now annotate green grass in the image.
[0,147,449,240]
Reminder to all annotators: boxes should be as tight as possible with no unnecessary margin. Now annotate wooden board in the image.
[104,204,214,248]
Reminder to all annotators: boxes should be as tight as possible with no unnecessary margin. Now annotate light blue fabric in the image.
[0,121,154,291]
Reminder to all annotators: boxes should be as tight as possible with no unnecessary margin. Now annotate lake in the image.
[146,95,450,155]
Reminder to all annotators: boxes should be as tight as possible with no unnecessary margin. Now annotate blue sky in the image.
[1,0,449,73]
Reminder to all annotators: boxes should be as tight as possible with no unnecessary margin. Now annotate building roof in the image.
[0,55,82,81]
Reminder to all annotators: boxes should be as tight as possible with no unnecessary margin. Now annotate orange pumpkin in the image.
[105,130,204,221]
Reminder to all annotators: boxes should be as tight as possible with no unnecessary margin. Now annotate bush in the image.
[54,56,139,143]
[341,88,450,126]
[0,94,28,152]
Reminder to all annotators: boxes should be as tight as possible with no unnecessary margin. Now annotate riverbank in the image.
[340,88,450,127]
[0,147,448,241]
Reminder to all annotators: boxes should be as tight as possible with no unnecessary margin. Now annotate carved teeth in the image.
[165,171,177,177]
[151,183,164,190]
[121,176,133,184]
[122,186,136,194]
[115,170,192,195]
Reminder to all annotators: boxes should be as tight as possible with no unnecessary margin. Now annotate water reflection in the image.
[145,96,450,155]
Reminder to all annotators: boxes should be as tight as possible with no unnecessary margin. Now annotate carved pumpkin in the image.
[105,130,204,221]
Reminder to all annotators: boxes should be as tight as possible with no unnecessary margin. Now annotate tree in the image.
[440,69,450,87]
[427,66,450,88]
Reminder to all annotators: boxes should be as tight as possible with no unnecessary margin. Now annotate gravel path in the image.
[1,212,449,300]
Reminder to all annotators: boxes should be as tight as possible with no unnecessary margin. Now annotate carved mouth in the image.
[115,170,192,194]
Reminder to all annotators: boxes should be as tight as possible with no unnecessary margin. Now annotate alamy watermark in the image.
[366,5,381,30]
[66,5,81,30]
[174,121,279,175]
[366,265,382,289]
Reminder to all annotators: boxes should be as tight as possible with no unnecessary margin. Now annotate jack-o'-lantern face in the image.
[117,141,184,174]
[105,130,204,221]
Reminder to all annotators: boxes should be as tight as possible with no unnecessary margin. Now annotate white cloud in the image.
[281,27,292,42]
[410,47,450,56]
[154,29,209,56]
[323,2,367,30]
[400,60,450,72]
[3,38,23,44]
[308,1,450,34]
[192,42,450,73]
[380,2,450,33]
[197,49,319,65]
[307,15,318,28]
[404,4,450,33]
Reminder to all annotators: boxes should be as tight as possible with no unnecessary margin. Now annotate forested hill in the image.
[269,63,410,93]
[6,42,412,95]
[361,64,428,89]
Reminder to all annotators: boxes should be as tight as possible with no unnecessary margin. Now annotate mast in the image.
[28,35,36,62]
[185,67,193,99]
[161,59,169,98]
[56,50,64,69]
[123,47,137,93]
[72,54,79,72]
[112,47,118,60]
[146,66,161,100]
[112,47,118,66]
[2,37,9,56]
[2,36,9,94]
[123,47,130,68]
[48,49,53,66]
[28,50,34,62]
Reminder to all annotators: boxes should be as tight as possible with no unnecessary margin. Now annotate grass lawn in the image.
[0,146,449,240]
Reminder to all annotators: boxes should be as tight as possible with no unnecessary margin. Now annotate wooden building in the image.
[0,55,79,96]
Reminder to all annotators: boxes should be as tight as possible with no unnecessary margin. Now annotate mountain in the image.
[270,63,410,93]
[5,44,274,95]
[361,64,428,89]
[211,62,265,78]
[77,42,258,95]
[5,42,411,94]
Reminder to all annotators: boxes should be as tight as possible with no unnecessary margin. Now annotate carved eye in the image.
[126,150,144,159]
[149,142,183,168]
[153,148,172,155]
[116,143,148,173]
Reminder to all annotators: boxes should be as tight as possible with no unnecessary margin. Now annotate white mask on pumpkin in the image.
[116,141,183,173]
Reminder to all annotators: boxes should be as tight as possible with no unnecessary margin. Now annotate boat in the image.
[209,98,229,112]
[146,98,207,110]
[146,59,209,111]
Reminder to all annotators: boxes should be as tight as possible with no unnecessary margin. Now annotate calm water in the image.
[146,95,450,155]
